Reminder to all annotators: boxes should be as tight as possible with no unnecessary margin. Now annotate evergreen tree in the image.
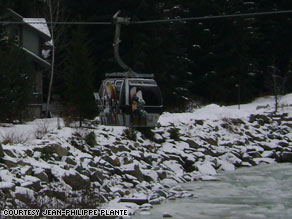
[0,0,9,45]
[0,1,35,121]
[153,1,193,110]
[0,46,34,122]
[64,26,97,126]
[250,1,292,96]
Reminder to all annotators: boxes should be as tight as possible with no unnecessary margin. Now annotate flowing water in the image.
[133,163,292,219]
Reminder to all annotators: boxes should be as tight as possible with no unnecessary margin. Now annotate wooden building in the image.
[5,9,52,118]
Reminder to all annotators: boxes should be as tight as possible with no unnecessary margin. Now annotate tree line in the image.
[1,0,292,122]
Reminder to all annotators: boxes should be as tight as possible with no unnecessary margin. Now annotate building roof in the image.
[7,9,51,41]
[23,18,51,39]
[6,9,52,68]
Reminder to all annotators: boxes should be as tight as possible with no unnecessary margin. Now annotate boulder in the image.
[3,149,15,158]
[120,198,148,205]
[0,143,4,160]
[18,160,31,166]
[163,212,173,217]
[157,170,167,180]
[195,120,204,126]
[20,166,33,176]
[267,134,282,140]
[21,179,42,192]
[283,123,292,129]
[33,169,49,183]
[245,131,266,142]
[42,144,68,159]
[63,156,77,166]
[40,188,66,201]
[166,154,185,166]
[102,155,121,167]
[75,166,90,178]
[204,148,224,157]
[123,164,144,182]
[109,144,130,153]
[220,153,242,167]
[44,168,57,182]
[23,149,33,157]
[90,148,102,157]
[13,186,35,204]
[249,114,271,125]
[247,151,262,158]
[278,141,289,148]
[142,154,156,165]
[278,152,292,163]
[261,151,277,159]
[196,162,217,175]
[0,182,16,193]
[155,189,169,198]
[4,158,18,168]
[149,197,165,205]
[90,170,105,184]
[201,137,218,146]
[185,139,200,149]
[62,171,90,190]
[241,154,256,166]
[259,143,282,151]
[153,133,165,143]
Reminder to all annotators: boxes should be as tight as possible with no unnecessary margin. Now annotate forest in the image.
[1,0,292,121]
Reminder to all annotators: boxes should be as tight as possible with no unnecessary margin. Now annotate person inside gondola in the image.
[131,88,147,126]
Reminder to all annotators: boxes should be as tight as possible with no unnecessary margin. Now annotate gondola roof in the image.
[105,71,154,79]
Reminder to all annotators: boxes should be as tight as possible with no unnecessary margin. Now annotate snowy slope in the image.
[160,93,292,125]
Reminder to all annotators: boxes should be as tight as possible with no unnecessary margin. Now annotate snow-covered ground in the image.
[0,94,292,216]
[0,94,291,144]
[160,93,292,125]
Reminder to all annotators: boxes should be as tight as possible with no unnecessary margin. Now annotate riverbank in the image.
[0,94,292,215]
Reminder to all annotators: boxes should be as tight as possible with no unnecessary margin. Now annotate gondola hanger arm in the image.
[113,11,133,76]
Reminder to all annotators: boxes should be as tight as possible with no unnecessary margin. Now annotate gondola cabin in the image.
[94,72,163,127]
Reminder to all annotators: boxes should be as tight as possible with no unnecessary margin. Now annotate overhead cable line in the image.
[1,9,292,25]
[0,21,112,25]
[131,9,292,24]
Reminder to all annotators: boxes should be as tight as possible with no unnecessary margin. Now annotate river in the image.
[133,163,292,219]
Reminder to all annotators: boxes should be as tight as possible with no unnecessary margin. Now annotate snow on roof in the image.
[23,18,51,39]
